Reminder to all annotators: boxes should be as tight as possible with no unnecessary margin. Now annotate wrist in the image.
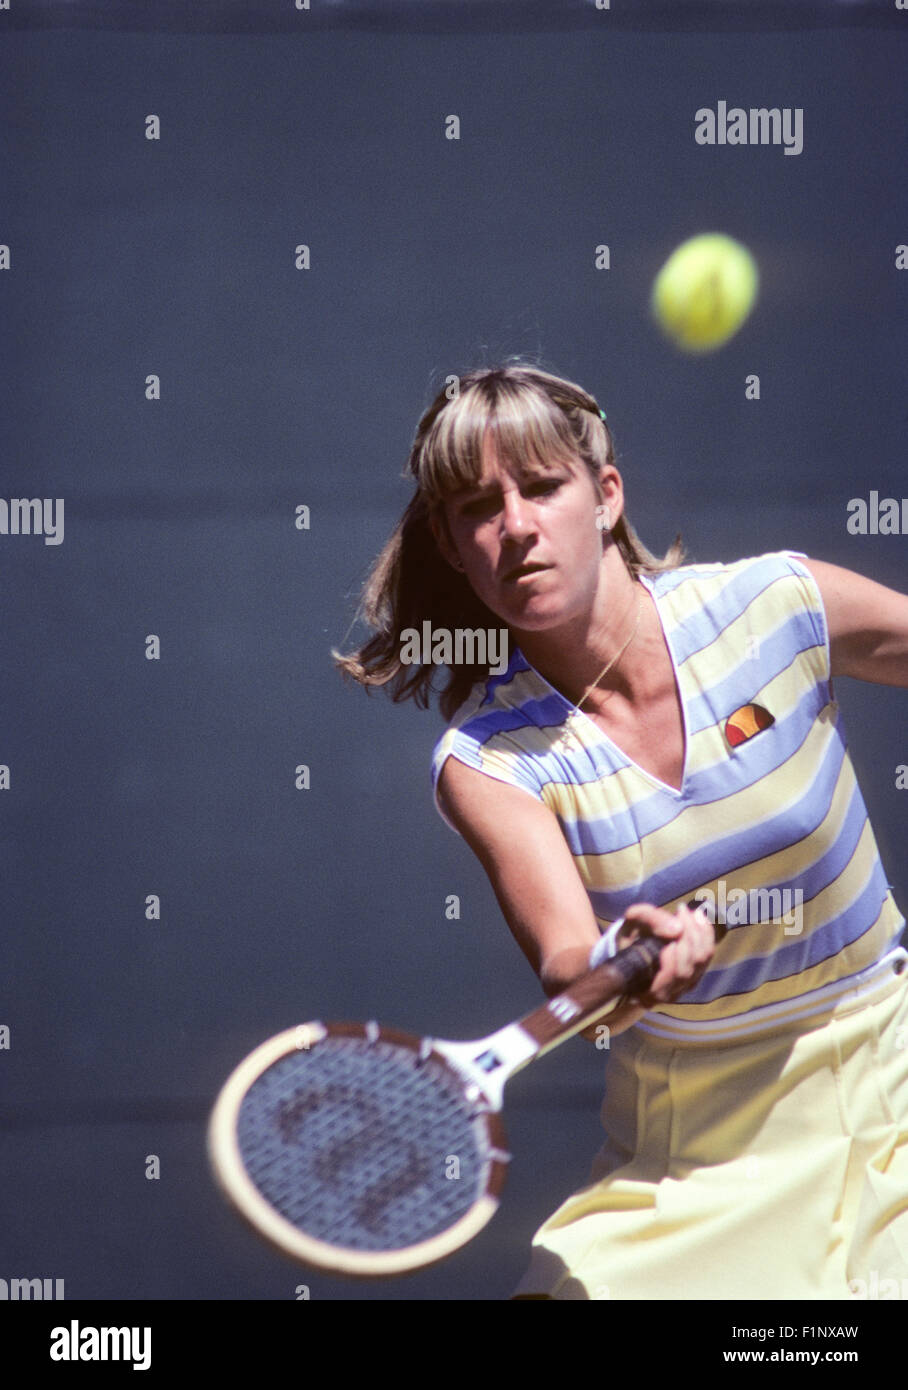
[588,916,638,970]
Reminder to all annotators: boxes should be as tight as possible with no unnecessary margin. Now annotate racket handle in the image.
[606,931,665,995]
[515,917,723,1057]
[515,932,664,1056]
[602,913,726,998]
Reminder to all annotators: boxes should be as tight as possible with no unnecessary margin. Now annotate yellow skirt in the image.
[512,966,908,1300]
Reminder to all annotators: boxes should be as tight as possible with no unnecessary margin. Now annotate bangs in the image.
[415,380,582,506]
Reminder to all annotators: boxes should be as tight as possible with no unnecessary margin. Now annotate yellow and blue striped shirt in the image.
[432,552,906,1041]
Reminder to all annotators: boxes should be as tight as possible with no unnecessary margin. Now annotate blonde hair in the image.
[335,362,684,720]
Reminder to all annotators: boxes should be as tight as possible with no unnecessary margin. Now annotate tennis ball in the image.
[651,233,758,353]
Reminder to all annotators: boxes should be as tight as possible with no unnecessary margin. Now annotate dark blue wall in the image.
[1,3,906,1302]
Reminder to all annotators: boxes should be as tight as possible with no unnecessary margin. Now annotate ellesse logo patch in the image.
[724,702,774,747]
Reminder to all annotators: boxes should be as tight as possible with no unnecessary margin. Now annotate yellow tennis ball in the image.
[651,233,758,352]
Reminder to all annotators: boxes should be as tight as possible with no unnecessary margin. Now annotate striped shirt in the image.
[431,551,906,1042]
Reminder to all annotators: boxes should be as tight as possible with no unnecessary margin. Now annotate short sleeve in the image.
[431,724,546,834]
[777,550,833,693]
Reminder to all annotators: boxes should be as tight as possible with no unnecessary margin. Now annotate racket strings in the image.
[236,1036,489,1252]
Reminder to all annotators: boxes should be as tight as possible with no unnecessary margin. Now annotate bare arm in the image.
[436,756,714,1037]
[803,558,908,687]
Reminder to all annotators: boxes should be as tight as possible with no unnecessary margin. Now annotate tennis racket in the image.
[208,921,701,1277]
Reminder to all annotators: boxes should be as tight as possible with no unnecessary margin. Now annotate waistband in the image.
[633,946,908,1047]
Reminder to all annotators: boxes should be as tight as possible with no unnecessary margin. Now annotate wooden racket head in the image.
[208,1021,511,1277]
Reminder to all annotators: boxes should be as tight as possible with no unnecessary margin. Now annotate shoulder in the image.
[651,550,825,629]
[650,550,816,601]
[651,551,830,683]
[430,649,567,819]
[431,649,561,760]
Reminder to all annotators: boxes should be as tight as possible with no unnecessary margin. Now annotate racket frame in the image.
[209,930,670,1275]
[208,1021,512,1276]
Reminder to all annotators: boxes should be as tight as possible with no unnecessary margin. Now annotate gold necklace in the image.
[575,589,643,712]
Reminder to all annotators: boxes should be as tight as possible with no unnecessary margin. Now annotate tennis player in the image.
[337,363,908,1299]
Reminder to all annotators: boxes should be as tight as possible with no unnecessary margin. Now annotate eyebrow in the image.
[454,479,499,499]
[454,462,572,498]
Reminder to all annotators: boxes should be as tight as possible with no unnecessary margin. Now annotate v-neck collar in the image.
[517,573,690,799]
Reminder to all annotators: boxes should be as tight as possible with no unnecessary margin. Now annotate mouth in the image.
[503,561,550,583]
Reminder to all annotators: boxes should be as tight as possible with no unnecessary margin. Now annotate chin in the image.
[503,601,572,632]
[477,580,578,631]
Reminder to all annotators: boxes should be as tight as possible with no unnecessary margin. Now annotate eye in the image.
[525,478,563,498]
[460,494,499,518]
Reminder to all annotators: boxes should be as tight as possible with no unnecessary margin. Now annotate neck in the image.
[513,557,647,706]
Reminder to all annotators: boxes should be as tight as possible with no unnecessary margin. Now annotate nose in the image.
[499,486,536,541]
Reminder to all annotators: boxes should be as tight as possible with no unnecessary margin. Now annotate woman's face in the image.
[437,439,623,633]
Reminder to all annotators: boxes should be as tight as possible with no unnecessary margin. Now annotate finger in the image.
[646,940,681,996]
[688,905,719,960]
[645,922,714,1001]
[623,903,684,940]
[676,904,716,956]
[624,903,719,1004]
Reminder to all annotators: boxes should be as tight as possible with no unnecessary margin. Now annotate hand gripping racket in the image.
[208,927,675,1277]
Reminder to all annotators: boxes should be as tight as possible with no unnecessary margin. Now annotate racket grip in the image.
[518,915,722,1056]
[516,931,666,1056]
[607,932,665,996]
[605,912,725,996]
